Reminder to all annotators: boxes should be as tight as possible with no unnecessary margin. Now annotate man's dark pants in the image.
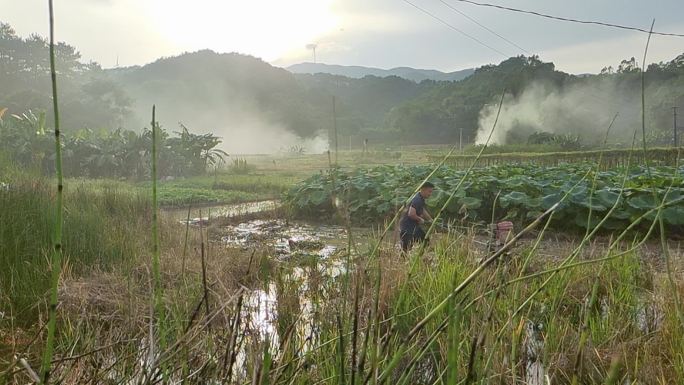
[400,227,426,252]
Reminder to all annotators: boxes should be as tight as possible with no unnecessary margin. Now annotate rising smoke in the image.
[475,79,645,146]
[126,86,329,155]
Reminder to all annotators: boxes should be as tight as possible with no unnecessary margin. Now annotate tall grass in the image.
[638,20,683,331]
[3,182,683,383]
[0,179,150,321]
[3,95,682,385]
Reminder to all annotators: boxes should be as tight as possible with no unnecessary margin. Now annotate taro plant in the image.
[285,163,684,233]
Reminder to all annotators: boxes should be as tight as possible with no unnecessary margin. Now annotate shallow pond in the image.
[165,199,280,224]
[162,202,549,384]
[216,217,362,382]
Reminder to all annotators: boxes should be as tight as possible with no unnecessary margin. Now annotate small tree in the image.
[170,123,228,175]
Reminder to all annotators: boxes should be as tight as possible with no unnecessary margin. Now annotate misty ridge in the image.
[112,51,429,154]
[107,50,332,154]
[385,55,684,149]
[2,20,683,154]
[117,65,329,155]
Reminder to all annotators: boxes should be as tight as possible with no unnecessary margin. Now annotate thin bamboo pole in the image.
[40,0,64,381]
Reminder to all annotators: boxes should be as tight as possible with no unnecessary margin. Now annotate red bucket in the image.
[496,221,514,244]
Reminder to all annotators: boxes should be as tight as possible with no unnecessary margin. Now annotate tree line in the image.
[0,108,226,179]
[384,55,684,146]
[2,19,683,167]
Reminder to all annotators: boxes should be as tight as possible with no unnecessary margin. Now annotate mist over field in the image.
[125,93,330,155]
[475,73,681,146]
[106,50,334,155]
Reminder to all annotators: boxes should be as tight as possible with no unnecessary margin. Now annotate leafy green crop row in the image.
[285,164,684,233]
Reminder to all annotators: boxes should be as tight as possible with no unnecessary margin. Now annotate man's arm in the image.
[421,208,433,222]
[407,206,425,224]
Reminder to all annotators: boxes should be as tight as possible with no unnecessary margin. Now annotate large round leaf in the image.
[595,189,621,207]
[627,195,657,210]
[458,196,482,209]
[500,191,530,208]
[662,206,684,225]
[541,193,563,210]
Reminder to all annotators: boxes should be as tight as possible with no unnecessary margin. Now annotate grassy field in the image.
[2,149,684,384]
[131,151,425,207]
[147,172,297,206]
[2,199,682,383]
[145,152,404,207]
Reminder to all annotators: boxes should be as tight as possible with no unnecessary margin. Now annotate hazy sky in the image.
[2,0,683,73]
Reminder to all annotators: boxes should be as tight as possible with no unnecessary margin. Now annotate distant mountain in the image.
[7,12,680,153]
[106,50,325,139]
[286,62,474,82]
[102,51,437,150]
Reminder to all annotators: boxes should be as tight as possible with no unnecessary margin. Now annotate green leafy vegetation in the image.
[0,111,227,179]
[146,172,297,206]
[285,163,684,232]
[153,186,258,206]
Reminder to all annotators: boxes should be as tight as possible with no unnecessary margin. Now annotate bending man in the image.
[399,182,434,252]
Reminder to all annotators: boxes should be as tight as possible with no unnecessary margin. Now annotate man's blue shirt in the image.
[399,192,425,233]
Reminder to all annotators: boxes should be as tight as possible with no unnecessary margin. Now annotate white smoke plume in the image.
[475,80,644,146]
[127,89,329,155]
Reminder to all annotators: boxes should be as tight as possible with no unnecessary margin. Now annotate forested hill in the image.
[0,22,128,132]
[0,19,438,145]
[107,50,325,138]
[2,20,682,150]
[292,73,435,134]
[385,55,684,146]
[385,56,571,144]
[107,50,435,141]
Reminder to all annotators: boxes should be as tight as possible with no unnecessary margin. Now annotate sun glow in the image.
[147,0,338,61]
